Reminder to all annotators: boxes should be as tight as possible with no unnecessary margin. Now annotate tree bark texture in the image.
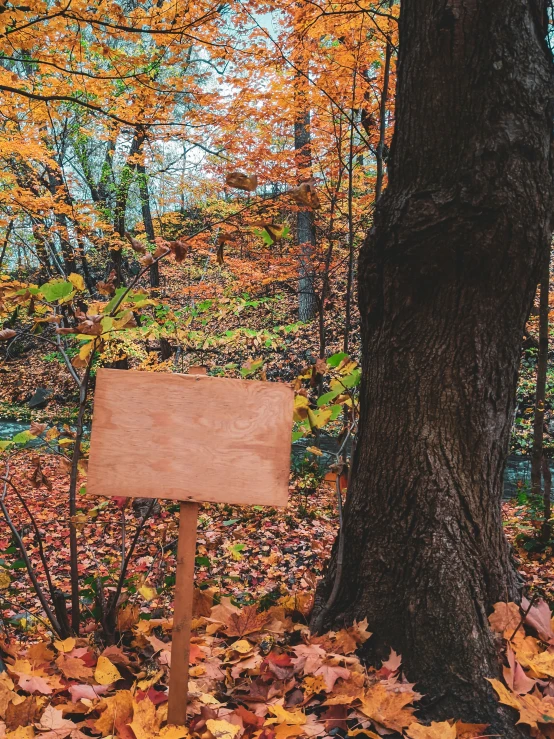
[314,0,553,731]
[295,107,318,322]
[531,256,550,496]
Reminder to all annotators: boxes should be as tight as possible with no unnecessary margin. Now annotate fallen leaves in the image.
[359,683,415,733]
[94,656,122,685]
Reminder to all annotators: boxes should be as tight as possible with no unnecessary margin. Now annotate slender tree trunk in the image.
[137,151,171,359]
[47,169,77,275]
[295,102,318,322]
[344,68,358,354]
[531,255,550,496]
[313,0,553,732]
[375,42,392,202]
[110,129,143,286]
[0,220,13,272]
[136,157,160,290]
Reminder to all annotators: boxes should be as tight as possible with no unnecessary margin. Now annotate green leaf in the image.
[341,369,361,388]
[292,431,305,442]
[195,556,211,567]
[317,389,342,407]
[39,279,74,302]
[11,560,27,570]
[12,431,34,444]
[0,440,12,451]
[103,287,128,314]
[327,352,348,368]
[329,404,343,421]
[223,519,239,526]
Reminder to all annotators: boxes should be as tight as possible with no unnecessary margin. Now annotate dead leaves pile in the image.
[0,592,487,739]
[488,597,554,736]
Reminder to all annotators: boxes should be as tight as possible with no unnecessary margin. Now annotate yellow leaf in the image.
[94,655,122,685]
[6,728,35,739]
[527,650,554,677]
[487,678,522,711]
[95,691,134,734]
[347,731,380,739]
[230,639,253,654]
[72,338,96,368]
[139,584,158,602]
[406,722,456,739]
[293,394,309,421]
[307,408,332,430]
[274,727,303,739]
[130,696,159,739]
[68,273,85,292]
[158,728,190,739]
[0,570,11,590]
[54,637,75,653]
[265,706,306,726]
[206,719,240,739]
[359,684,415,733]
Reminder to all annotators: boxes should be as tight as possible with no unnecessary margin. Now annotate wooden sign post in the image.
[87,368,293,726]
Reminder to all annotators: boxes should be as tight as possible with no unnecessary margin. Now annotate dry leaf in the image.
[359,684,415,732]
[489,601,521,636]
[406,722,456,739]
[225,172,257,191]
[94,656,122,685]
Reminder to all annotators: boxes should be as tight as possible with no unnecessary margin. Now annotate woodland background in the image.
[0,0,552,737]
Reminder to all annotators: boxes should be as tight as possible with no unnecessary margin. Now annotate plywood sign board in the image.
[88,368,294,507]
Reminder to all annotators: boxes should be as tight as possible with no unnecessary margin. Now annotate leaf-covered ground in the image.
[0,453,554,737]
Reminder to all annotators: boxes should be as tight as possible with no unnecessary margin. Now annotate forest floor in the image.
[0,451,552,739]
[0,260,553,736]
[0,451,551,738]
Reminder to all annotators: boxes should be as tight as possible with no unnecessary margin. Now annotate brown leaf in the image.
[6,696,38,731]
[125,232,146,253]
[29,422,47,437]
[117,603,139,632]
[193,587,215,617]
[96,271,116,296]
[225,172,258,191]
[489,601,521,636]
[0,328,16,341]
[168,239,189,263]
[289,181,320,209]
[76,319,102,336]
[55,653,93,681]
[28,457,52,491]
[153,240,170,259]
[224,605,271,637]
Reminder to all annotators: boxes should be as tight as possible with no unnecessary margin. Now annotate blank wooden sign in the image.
[88,368,294,507]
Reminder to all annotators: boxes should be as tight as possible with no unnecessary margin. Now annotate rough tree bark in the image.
[313,0,553,731]
[531,255,550,497]
[295,105,318,322]
[137,146,172,359]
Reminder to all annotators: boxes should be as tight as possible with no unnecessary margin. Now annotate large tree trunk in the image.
[313,0,553,732]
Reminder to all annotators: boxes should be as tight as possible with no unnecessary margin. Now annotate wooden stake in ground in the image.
[168,500,198,725]
[87,368,293,726]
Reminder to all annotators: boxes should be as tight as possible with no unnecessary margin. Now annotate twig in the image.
[0,475,56,600]
[107,498,157,622]
[0,476,61,635]
[509,594,538,642]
